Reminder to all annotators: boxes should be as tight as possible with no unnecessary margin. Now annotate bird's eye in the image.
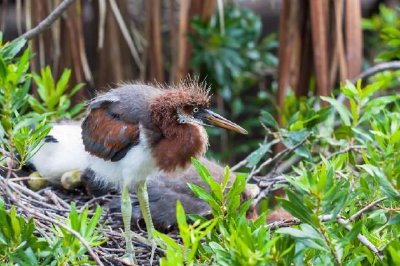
[193,107,199,113]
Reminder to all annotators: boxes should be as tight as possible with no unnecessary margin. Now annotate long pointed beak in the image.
[196,109,248,134]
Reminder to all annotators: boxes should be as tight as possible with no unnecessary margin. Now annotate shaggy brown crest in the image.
[149,80,210,136]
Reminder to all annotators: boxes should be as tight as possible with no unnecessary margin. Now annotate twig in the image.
[336,217,383,260]
[319,221,342,266]
[21,0,75,40]
[349,197,388,222]
[253,175,285,206]
[251,133,312,179]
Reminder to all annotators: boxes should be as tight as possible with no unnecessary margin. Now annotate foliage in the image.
[362,4,400,61]
[156,158,280,266]
[0,32,102,264]
[0,33,84,167]
[0,199,52,265]
[157,77,400,265]
[0,197,105,265]
[188,5,278,161]
[49,203,105,265]
[0,35,51,166]
[29,66,84,120]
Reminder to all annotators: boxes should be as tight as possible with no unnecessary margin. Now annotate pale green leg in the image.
[121,185,137,265]
[135,180,156,263]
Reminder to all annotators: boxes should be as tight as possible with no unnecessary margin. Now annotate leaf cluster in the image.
[0,198,105,265]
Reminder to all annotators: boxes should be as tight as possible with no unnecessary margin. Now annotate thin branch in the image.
[253,175,286,206]
[336,217,383,260]
[351,61,400,83]
[349,197,388,222]
[251,133,312,178]
[319,222,342,266]
[21,0,75,40]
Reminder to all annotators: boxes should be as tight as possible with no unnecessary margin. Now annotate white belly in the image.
[29,124,88,181]
[87,131,157,189]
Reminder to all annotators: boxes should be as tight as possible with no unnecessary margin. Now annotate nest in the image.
[0,169,178,266]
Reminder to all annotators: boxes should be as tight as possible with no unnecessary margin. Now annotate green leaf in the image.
[281,190,318,228]
[55,69,71,96]
[2,37,27,59]
[358,164,400,200]
[321,96,351,126]
[246,142,273,168]
[260,110,279,129]
[191,158,223,202]
[187,183,220,211]
[0,56,7,79]
[341,80,358,98]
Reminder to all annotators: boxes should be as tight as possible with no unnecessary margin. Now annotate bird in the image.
[26,122,257,230]
[80,81,247,264]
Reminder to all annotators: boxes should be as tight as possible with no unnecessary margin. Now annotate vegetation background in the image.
[1,0,400,265]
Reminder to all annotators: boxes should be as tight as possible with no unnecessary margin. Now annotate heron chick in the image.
[81,81,247,264]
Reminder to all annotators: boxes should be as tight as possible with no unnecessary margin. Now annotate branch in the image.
[351,61,400,83]
[251,132,312,178]
[349,197,388,222]
[21,0,76,40]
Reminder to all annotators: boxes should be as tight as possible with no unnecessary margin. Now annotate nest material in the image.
[0,170,175,266]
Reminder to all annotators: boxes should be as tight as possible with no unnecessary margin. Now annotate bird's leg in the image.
[135,180,155,237]
[135,180,157,263]
[121,185,137,265]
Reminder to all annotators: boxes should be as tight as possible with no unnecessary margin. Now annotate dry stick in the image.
[109,0,143,70]
[21,0,75,40]
[97,0,107,50]
[253,175,285,206]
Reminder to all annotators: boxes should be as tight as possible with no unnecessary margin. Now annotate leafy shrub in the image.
[0,198,104,265]
[0,33,102,265]
[0,199,52,265]
[157,78,400,265]
[156,159,279,266]
[0,36,51,166]
[29,66,84,120]
[50,203,105,265]
[362,4,400,61]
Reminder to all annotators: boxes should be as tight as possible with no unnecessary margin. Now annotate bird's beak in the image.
[195,109,248,134]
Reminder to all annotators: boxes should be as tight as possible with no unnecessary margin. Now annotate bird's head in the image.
[150,81,248,135]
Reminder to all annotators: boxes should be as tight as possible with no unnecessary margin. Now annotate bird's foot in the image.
[130,230,157,264]
[60,169,82,190]
[27,172,49,190]
[119,253,137,266]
